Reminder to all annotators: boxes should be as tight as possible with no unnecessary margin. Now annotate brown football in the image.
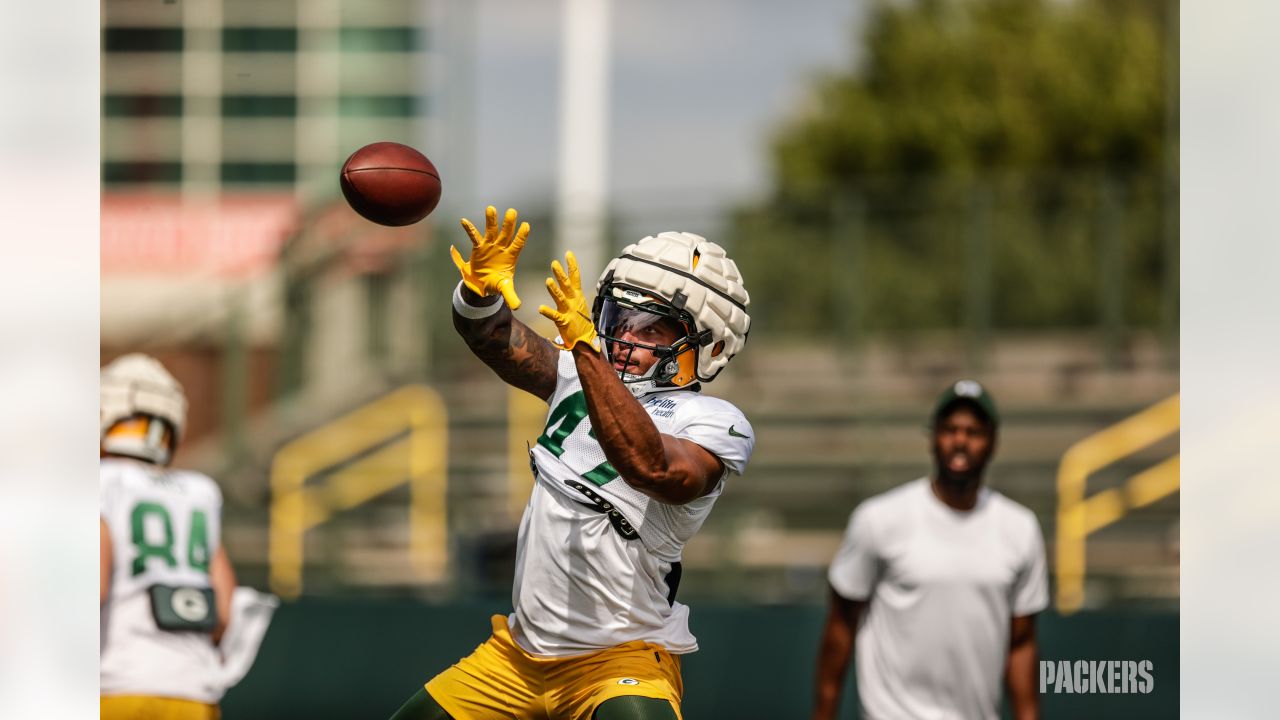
[339,142,442,226]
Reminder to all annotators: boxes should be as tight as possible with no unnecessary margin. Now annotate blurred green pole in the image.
[276,250,309,401]
[831,191,866,359]
[965,182,993,372]
[364,271,391,372]
[1163,176,1179,367]
[420,228,444,380]
[1162,0,1180,367]
[1098,176,1126,369]
[222,290,249,470]
[413,243,434,381]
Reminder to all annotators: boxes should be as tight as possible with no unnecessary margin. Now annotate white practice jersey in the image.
[510,351,755,656]
[100,457,226,703]
[828,478,1049,720]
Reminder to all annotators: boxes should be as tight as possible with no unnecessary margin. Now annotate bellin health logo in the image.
[1039,660,1154,694]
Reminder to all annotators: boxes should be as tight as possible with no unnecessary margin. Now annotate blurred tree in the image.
[735,0,1175,338]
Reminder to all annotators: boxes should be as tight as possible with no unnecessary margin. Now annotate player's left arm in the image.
[572,343,724,504]
[100,517,112,606]
[1005,613,1040,720]
[210,546,237,646]
[537,251,724,504]
[1007,512,1049,719]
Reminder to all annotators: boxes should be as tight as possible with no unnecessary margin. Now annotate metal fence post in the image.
[1098,176,1126,369]
[222,289,249,470]
[965,182,993,371]
[831,190,866,357]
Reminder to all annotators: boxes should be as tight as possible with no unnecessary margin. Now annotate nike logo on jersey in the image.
[728,425,750,439]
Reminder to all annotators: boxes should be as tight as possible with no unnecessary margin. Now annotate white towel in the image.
[216,587,280,692]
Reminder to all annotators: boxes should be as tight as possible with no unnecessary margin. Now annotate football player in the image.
[100,354,238,719]
[387,207,754,720]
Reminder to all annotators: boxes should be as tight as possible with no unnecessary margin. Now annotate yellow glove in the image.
[451,206,530,309]
[538,251,601,351]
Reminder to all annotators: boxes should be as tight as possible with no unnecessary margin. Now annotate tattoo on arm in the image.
[454,299,559,401]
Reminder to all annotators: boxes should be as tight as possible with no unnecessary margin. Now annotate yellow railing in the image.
[269,385,448,599]
[1055,394,1179,614]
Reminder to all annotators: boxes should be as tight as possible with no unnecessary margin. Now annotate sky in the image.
[437,0,865,223]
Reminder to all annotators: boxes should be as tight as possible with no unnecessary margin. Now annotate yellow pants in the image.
[100,695,220,720]
[426,615,684,720]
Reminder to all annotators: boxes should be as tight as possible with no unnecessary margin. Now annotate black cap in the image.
[932,379,999,428]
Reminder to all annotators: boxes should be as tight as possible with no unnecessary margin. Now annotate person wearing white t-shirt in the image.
[812,380,1048,720]
[387,206,754,720]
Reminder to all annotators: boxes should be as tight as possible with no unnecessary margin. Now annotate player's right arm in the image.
[210,546,237,646]
[811,588,865,720]
[814,506,879,720]
[451,206,558,401]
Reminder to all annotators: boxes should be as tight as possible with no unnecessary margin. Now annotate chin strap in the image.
[626,378,699,399]
[614,345,693,398]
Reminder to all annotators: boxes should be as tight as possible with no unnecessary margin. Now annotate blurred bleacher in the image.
[210,328,1178,611]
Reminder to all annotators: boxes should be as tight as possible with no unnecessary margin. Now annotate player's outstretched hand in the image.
[538,251,600,351]
[452,205,529,309]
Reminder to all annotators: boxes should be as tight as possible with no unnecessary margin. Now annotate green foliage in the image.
[737,0,1176,337]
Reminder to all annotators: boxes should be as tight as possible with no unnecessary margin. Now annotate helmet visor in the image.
[596,297,688,354]
[594,289,704,393]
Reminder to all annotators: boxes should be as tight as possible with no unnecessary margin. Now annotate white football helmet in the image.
[593,231,751,397]
[100,353,187,465]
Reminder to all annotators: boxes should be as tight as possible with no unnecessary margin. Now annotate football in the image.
[339,142,442,226]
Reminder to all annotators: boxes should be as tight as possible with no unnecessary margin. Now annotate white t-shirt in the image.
[828,477,1048,720]
[510,351,755,656]
[100,458,226,704]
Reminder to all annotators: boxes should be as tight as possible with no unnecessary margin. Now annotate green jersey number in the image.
[535,391,619,487]
[130,503,211,576]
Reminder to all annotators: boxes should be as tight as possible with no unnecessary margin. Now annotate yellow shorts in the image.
[100,695,220,720]
[426,615,684,720]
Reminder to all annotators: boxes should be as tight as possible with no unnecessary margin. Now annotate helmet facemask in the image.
[593,287,705,398]
[102,413,178,466]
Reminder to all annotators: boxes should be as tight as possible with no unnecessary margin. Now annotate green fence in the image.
[223,599,1177,719]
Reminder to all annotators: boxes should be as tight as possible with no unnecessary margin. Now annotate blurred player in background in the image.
[100,354,237,720]
[387,207,754,720]
[812,380,1048,720]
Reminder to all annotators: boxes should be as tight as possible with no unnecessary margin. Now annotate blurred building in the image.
[101,0,436,454]
[102,0,428,196]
